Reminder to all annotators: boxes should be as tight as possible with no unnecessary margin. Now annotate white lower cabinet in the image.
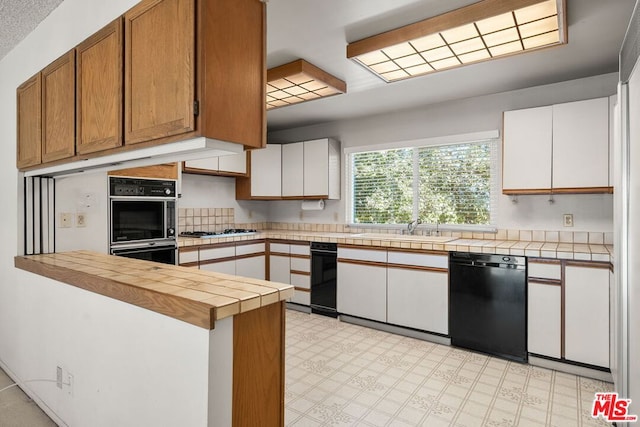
[527,281,562,358]
[200,260,235,275]
[337,261,387,322]
[387,267,448,334]
[235,255,265,280]
[269,255,290,284]
[564,264,610,367]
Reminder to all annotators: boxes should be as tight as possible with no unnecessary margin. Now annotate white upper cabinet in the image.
[502,97,612,194]
[502,106,553,192]
[250,144,282,198]
[303,138,340,199]
[183,152,247,176]
[281,142,304,197]
[552,97,609,190]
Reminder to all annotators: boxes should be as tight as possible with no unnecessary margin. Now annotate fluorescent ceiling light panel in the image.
[347,0,566,83]
[266,59,346,110]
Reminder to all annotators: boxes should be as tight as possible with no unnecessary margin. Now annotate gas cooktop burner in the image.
[179,229,257,238]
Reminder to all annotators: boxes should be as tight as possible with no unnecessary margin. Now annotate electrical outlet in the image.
[67,373,73,396]
[56,366,63,389]
[563,214,574,227]
[60,213,72,228]
[76,213,87,227]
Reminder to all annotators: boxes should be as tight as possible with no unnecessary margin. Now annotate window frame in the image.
[344,130,500,232]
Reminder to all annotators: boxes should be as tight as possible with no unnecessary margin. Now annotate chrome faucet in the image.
[407,218,422,235]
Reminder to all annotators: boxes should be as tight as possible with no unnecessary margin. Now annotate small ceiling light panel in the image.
[266,59,347,109]
[347,0,566,82]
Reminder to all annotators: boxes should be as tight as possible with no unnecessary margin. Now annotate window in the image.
[347,136,498,228]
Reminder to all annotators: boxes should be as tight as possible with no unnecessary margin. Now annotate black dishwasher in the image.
[449,252,528,362]
[310,242,337,317]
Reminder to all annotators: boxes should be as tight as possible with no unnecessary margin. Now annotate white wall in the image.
[267,73,617,231]
[180,173,269,223]
[0,1,233,425]
[55,172,109,253]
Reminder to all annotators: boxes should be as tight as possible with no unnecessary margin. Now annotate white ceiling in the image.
[1,0,635,132]
[266,0,636,131]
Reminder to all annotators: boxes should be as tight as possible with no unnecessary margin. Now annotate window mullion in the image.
[412,148,419,221]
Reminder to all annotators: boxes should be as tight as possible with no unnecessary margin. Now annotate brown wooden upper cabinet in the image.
[16,0,265,171]
[16,74,42,168]
[76,18,123,155]
[41,50,76,163]
[124,0,265,148]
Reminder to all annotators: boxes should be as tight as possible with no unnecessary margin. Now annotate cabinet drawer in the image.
[179,250,199,263]
[290,244,310,256]
[387,251,447,269]
[528,260,561,280]
[200,246,235,261]
[290,257,310,273]
[338,247,386,263]
[291,289,310,306]
[236,242,264,256]
[291,273,310,289]
[269,243,290,254]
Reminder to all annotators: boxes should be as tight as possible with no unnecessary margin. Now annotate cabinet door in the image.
[552,98,610,190]
[76,18,123,155]
[282,142,304,197]
[565,265,610,367]
[304,139,329,197]
[251,144,282,197]
[41,50,76,163]
[16,74,42,168]
[387,268,448,334]
[124,0,195,144]
[337,262,386,322]
[236,255,265,280]
[502,106,552,192]
[528,281,561,358]
[218,152,247,175]
[269,255,290,284]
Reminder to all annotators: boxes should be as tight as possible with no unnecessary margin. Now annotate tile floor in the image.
[285,310,613,427]
[0,369,57,427]
[0,309,615,426]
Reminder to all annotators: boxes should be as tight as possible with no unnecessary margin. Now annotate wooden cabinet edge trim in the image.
[529,258,562,265]
[290,270,310,276]
[269,251,290,257]
[387,264,448,273]
[234,252,266,261]
[564,260,612,269]
[503,187,613,195]
[289,254,310,260]
[528,278,562,286]
[337,258,387,268]
[293,287,310,293]
[179,261,199,268]
[199,256,237,266]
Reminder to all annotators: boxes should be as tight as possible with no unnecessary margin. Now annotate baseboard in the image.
[339,314,452,346]
[286,302,311,314]
[528,355,613,382]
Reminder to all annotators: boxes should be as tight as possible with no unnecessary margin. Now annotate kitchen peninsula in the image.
[14,251,293,427]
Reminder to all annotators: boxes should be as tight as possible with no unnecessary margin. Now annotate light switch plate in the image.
[60,213,72,228]
[563,214,574,227]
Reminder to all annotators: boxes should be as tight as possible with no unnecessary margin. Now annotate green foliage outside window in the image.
[350,141,495,226]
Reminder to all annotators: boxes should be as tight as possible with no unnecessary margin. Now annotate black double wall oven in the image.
[109,177,177,265]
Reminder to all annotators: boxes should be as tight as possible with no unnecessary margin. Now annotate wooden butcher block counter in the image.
[15,250,293,330]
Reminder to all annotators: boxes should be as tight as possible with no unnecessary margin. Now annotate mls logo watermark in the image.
[592,392,638,423]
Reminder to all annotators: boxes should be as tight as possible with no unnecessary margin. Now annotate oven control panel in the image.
[110,177,176,198]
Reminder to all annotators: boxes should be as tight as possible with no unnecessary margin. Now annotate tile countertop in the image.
[178,231,613,262]
[14,250,294,329]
